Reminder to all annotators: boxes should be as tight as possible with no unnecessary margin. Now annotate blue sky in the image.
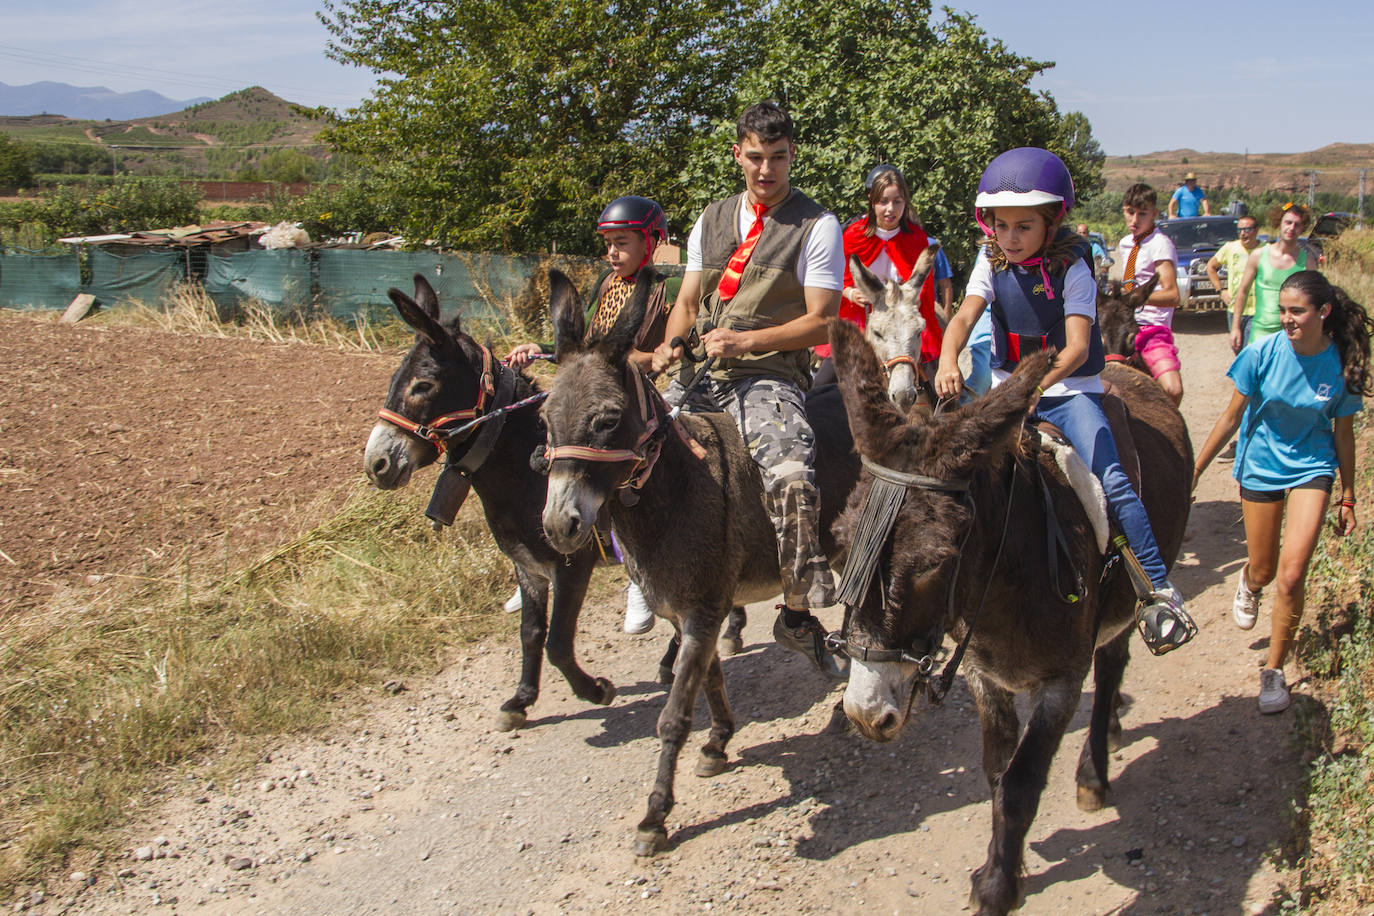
[2,0,1371,155]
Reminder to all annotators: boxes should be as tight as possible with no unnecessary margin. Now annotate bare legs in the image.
[1240,487,1330,669]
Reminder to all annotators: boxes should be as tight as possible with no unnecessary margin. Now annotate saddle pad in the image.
[1033,428,1110,554]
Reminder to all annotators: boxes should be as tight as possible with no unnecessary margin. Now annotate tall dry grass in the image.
[0,484,534,887]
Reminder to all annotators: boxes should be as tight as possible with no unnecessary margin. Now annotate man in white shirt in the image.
[653,102,845,678]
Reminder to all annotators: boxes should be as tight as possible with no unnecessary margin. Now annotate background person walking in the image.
[1230,203,1312,352]
[1193,270,1369,713]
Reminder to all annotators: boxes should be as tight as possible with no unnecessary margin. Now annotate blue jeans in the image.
[1033,392,1169,588]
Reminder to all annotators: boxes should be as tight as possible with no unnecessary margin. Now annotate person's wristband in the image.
[1339,498,1356,508]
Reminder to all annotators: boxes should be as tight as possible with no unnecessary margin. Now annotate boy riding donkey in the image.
[508,196,678,634]
[652,102,849,678]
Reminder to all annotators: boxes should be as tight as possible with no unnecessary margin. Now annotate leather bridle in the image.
[376,344,499,457]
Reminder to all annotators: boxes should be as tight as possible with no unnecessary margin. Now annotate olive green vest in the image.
[697,189,828,386]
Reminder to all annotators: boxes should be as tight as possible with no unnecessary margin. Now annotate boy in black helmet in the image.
[508,196,679,374]
[506,196,680,632]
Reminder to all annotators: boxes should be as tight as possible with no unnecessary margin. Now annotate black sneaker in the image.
[772,611,847,680]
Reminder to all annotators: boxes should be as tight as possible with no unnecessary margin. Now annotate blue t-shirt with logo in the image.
[1171,185,1206,217]
[1228,332,1363,490]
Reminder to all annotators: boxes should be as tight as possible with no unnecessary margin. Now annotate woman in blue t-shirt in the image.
[1194,270,1371,714]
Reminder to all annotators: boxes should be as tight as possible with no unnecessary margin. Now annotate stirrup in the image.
[1135,592,1197,656]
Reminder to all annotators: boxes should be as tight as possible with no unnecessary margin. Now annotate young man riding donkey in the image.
[650,101,851,678]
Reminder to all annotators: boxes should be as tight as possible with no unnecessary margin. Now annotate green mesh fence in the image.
[0,247,80,310]
[0,246,610,329]
[313,249,541,328]
[87,248,184,306]
[205,249,312,316]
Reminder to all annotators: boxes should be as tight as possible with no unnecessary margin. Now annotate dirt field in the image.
[0,313,394,616]
[3,310,1313,914]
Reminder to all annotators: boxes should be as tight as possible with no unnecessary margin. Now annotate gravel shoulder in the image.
[23,313,1305,916]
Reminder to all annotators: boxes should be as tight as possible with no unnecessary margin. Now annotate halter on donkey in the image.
[823,317,1193,916]
[364,275,613,733]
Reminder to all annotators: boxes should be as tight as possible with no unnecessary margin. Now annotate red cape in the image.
[816,217,941,362]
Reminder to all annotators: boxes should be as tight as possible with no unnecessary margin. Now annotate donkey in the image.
[826,318,1191,916]
[363,275,612,733]
[1096,276,1158,374]
[539,268,860,857]
[844,243,942,411]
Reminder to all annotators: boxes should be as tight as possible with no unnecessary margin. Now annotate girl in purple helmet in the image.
[935,147,1196,655]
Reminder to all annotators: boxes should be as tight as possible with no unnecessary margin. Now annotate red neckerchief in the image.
[826,217,940,362]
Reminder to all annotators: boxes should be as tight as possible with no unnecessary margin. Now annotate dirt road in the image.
[52,313,1301,915]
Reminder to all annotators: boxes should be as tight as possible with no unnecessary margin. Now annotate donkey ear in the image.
[948,349,1052,466]
[904,241,940,292]
[594,270,653,364]
[829,317,910,456]
[389,284,453,350]
[549,269,586,361]
[850,255,885,309]
[411,273,444,323]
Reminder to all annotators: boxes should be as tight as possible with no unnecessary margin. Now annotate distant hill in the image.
[1104,144,1374,198]
[0,80,211,120]
[0,87,328,180]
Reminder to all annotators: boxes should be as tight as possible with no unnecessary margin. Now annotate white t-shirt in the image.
[1116,228,1178,328]
[864,225,903,283]
[965,248,1102,396]
[685,194,844,291]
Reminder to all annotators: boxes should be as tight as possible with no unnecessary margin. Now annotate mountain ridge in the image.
[0,80,212,121]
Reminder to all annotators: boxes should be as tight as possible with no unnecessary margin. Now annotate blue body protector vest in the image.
[988,230,1104,378]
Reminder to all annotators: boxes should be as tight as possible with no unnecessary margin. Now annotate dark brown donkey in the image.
[826,318,1191,916]
[539,268,858,857]
[364,275,612,732]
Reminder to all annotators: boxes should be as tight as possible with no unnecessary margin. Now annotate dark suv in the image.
[1156,215,1239,311]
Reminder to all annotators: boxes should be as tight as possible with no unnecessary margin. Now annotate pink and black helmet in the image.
[975,147,1075,235]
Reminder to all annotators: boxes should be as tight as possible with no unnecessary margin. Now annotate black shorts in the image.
[1240,475,1334,503]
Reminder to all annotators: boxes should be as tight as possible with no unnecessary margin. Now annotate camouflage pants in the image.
[667,375,836,610]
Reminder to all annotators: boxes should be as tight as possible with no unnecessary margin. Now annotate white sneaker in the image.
[503,589,522,614]
[1232,566,1261,630]
[623,582,654,634]
[1258,668,1290,714]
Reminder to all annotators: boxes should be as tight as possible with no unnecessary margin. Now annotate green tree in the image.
[7,178,202,244]
[681,0,1106,269]
[320,0,759,253]
[0,135,36,192]
[259,148,321,184]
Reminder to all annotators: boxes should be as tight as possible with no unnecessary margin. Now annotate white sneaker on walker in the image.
[503,588,522,614]
[1232,566,1261,630]
[624,582,654,634]
[1258,668,1290,714]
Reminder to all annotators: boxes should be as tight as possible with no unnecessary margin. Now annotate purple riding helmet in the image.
[974,147,1075,236]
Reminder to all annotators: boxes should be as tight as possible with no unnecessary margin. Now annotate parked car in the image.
[1156,215,1239,311]
[1312,211,1357,239]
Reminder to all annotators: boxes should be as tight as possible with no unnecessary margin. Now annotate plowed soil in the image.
[0,312,394,616]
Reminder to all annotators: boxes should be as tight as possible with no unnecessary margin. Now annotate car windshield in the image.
[1162,219,1237,250]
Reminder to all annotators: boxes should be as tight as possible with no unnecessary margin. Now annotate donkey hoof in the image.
[494,708,527,732]
[658,665,675,686]
[594,677,617,706]
[718,633,744,657]
[1076,784,1109,812]
[695,751,728,778]
[633,828,668,857]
